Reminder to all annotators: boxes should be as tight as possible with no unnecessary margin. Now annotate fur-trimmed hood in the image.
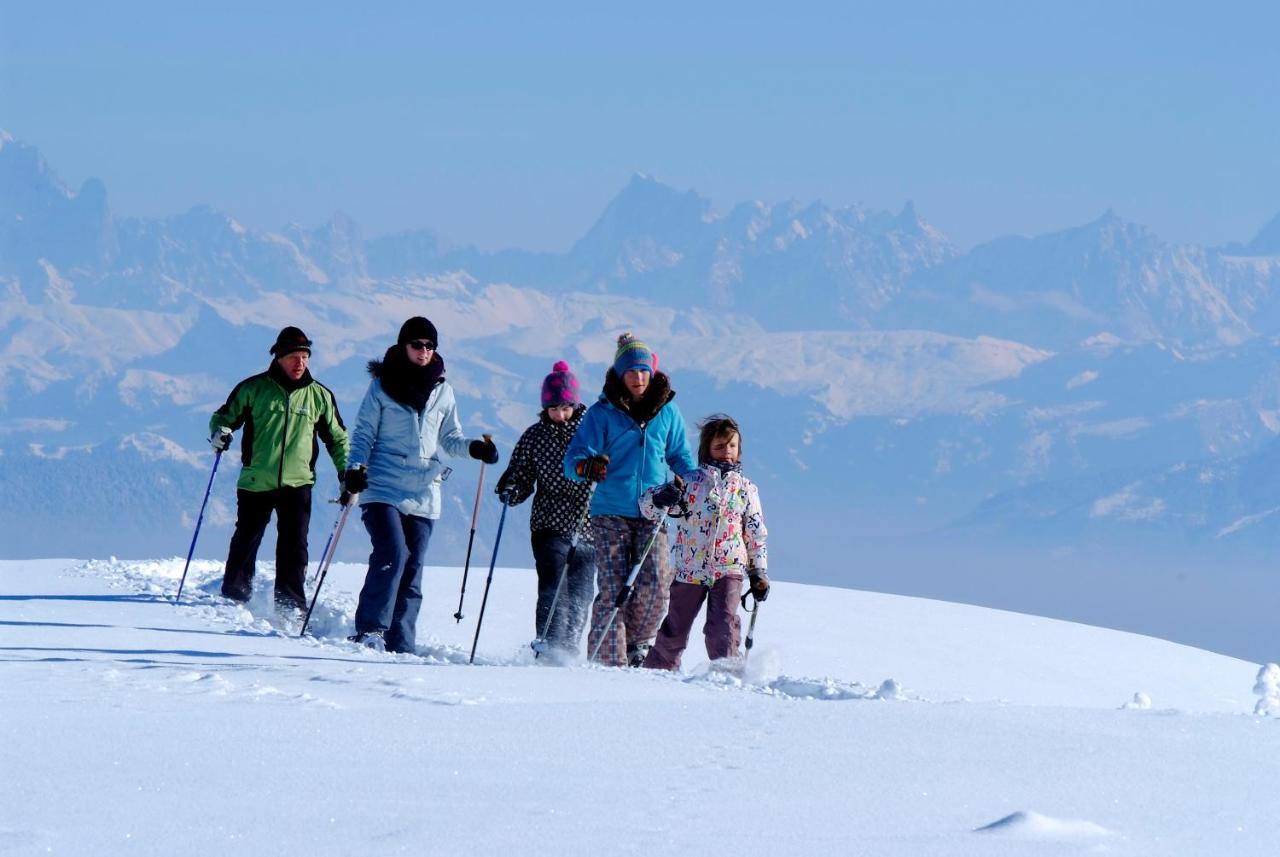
[600,368,675,424]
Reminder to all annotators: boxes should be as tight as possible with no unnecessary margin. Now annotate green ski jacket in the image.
[209,365,349,492]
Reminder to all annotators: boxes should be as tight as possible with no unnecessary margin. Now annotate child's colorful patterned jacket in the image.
[640,462,767,585]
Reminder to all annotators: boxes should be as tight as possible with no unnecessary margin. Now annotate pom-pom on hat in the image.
[398,316,439,347]
[541,360,580,408]
[613,332,656,376]
[269,326,313,356]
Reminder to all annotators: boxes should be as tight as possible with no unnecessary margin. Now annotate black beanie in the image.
[398,316,439,347]
[269,326,313,356]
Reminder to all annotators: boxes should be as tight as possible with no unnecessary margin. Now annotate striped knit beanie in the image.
[613,332,656,376]
[541,361,580,408]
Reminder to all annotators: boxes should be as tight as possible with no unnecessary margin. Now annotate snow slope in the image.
[1,558,1276,856]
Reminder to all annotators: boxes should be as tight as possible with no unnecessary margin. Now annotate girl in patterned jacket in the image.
[493,362,596,659]
[640,414,768,670]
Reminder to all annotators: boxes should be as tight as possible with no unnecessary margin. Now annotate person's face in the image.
[404,338,435,366]
[277,351,309,381]
[623,368,651,399]
[709,431,740,464]
[546,404,575,423]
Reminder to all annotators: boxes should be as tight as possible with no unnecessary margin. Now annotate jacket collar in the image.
[600,369,674,424]
[267,360,314,392]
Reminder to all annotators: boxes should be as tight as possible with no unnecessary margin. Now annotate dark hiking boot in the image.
[221,585,251,603]
[348,631,386,653]
[626,642,651,668]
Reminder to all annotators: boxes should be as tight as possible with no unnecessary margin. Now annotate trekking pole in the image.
[740,589,761,661]
[175,449,222,604]
[468,497,511,663]
[307,502,344,587]
[299,466,364,637]
[531,482,597,658]
[588,518,664,663]
[453,433,492,623]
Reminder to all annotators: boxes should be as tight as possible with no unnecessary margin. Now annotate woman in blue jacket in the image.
[342,317,499,653]
[564,332,697,666]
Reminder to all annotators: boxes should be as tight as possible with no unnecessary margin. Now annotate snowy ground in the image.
[1,558,1277,856]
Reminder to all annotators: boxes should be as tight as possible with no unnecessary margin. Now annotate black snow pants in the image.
[221,485,312,610]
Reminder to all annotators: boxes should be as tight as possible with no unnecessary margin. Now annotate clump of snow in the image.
[1120,692,1152,710]
[975,810,1114,839]
[742,647,782,685]
[1254,663,1280,716]
[875,678,904,700]
[765,675,877,701]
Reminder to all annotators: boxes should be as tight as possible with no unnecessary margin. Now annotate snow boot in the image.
[627,642,651,668]
[348,630,386,653]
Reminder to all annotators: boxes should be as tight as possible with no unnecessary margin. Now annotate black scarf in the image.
[267,359,314,392]
[367,345,445,411]
[707,459,741,476]
[601,369,674,424]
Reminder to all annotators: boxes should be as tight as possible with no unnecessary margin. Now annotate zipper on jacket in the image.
[278,386,291,487]
[637,421,648,511]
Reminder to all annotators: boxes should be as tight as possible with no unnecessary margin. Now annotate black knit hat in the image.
[269,326,312,356]
[398,316,439,347]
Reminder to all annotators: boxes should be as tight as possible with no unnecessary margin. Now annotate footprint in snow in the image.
[975,810,1115,839]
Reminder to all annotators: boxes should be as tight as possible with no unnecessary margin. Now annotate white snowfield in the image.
[1,558,1276,856]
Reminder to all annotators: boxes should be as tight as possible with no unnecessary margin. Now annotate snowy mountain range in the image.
[4,130,1280,659]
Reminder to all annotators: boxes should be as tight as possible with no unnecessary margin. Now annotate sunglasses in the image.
[407,340,436,351]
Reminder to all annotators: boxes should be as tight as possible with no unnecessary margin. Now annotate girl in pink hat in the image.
[494,361,596,659]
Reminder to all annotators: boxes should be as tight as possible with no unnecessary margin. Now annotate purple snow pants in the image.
[586,516,672,666]
[643,576,744,671]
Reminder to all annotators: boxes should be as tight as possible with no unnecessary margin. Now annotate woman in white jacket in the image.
[342,317,499,653]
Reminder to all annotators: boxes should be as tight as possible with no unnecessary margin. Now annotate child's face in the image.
[709,431,740,464]
[545,404,575,423]
[622,368,651,399]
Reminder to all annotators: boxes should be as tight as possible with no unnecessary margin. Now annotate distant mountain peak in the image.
[0,133,73,201]
[609,173,711,213]
[569,174,716,262]
[1246,211,1280,255]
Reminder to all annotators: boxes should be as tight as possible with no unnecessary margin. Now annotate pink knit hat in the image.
[541,361,580,408]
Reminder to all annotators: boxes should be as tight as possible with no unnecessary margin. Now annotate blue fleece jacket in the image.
[563,371,697,518]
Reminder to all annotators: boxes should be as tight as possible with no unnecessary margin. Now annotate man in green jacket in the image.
[209,326,349,612]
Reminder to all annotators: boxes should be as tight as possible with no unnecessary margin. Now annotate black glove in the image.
[574,454,609,482]
[469,438,499,465]
[342,467,369,494]
[209,427,233,453]
[650,481,683,509]
[494,473,517,505]
[748,573,770,602]
[339,490,357,507]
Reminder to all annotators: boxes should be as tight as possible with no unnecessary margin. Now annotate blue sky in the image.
[1,1,1277,251]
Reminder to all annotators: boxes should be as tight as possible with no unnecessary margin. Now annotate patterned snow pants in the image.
[586,515,673,666]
